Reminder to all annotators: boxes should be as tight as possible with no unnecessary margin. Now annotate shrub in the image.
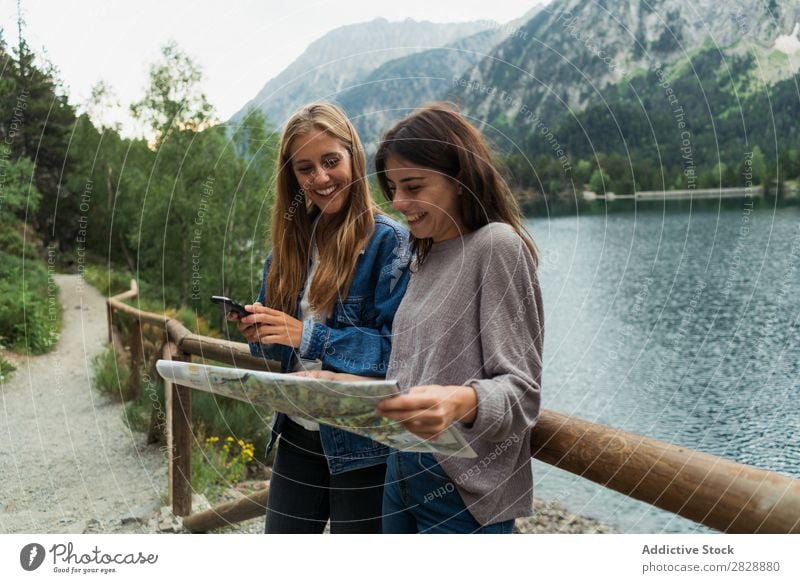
[191,390,272,454]
[0,354,16,382]
[0,251,61,354]
[91,345,131,400]
[192,434,256,502]
[0,228,25,257]
[82,263,136,298]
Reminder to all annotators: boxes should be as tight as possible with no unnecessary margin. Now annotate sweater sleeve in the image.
[463,228,544,443]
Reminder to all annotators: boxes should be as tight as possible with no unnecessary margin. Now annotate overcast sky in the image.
[0,0,547,135]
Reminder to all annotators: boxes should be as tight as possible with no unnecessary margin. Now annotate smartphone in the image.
[211,295,250,319]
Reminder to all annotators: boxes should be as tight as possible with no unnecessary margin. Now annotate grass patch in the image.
[0,251,62,354]
[82,263,136,298]
[0,353,16,382]
[91,345,131,400]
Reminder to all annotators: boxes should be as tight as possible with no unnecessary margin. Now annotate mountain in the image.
[228,2,800,204]
[229,18,494,128]
[461,0,800,135]
[336,5,546,149]
[335,28,501,150]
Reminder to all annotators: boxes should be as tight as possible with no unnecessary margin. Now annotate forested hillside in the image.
[0,33,280,370]
[500,45,800,205]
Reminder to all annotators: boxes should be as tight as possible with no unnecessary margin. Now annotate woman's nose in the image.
[392,194,409,212]
[312,166,330,184]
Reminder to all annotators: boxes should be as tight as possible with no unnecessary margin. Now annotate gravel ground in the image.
[0,274,166,534]
[150,479,614,534]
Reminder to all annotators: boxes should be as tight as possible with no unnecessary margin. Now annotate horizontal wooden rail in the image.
[179,408,800,534]
[530,411,800,534]
[107,280,800,533]
[106,282,277,372]
[183,484,270,533]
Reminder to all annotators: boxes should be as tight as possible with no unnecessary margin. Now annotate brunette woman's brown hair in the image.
[375,102,537,266]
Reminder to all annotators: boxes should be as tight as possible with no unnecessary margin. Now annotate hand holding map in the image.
[155,360,477,458]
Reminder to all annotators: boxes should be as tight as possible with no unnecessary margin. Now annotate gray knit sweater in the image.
[387,222,544,526]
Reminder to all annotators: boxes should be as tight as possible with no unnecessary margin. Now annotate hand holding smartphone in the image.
[211,295,249,319]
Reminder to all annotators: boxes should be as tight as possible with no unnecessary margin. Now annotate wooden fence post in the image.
[146,342,167,445]
[127,318,143,401]
[183,483,270,533]
[106,302,113,344]
[163,342,193,517]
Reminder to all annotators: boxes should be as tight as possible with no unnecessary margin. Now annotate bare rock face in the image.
[230,1,800,152]
[461,0,800,126]
[229,18,495,128]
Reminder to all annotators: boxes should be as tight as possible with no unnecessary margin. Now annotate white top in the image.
[288,241,324,431]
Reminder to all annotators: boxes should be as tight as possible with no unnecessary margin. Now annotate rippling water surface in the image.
[528,204,800,533]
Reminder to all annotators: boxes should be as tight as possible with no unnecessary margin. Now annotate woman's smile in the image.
[384,155,465,243]
[405,211,427,223]
[290,129,353,216]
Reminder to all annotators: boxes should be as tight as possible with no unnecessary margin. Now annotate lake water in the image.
[527,203,800,533]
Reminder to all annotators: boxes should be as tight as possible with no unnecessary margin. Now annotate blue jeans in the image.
[382,451,515,534]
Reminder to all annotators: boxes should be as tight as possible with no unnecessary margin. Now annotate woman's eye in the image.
[322,157,339,169]
[297,167,312,174]
[407,185,421,193]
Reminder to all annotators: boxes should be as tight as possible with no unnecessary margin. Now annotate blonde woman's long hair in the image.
[268,102,375,317]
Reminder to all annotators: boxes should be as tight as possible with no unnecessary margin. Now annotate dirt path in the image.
[0,274,166,533]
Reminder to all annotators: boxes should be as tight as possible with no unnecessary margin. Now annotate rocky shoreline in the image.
[515,498,614,534]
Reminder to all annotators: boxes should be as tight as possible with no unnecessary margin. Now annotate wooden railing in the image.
[107,280,800,534]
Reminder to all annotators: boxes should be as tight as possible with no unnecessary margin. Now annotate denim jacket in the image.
[249,214,410,474]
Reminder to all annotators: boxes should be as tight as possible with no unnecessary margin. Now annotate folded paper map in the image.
[155,360,477,458]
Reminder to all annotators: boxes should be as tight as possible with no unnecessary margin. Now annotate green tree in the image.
[63,112,152,270]
[589,168,610,194]
[126,43,276,327]
[84,80,122,133]
[573,159,593,188]
[130,40,214,144]
[0,28,77,244]
[699,162,728,189]
[0,152,41,222]
[750,146,766,186]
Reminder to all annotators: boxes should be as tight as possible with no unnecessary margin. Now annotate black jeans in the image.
[265,418,386,533]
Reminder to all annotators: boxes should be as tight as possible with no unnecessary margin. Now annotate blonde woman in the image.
[234,103,410,533]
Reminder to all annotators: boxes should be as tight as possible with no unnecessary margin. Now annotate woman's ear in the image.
[453,174,464,195]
